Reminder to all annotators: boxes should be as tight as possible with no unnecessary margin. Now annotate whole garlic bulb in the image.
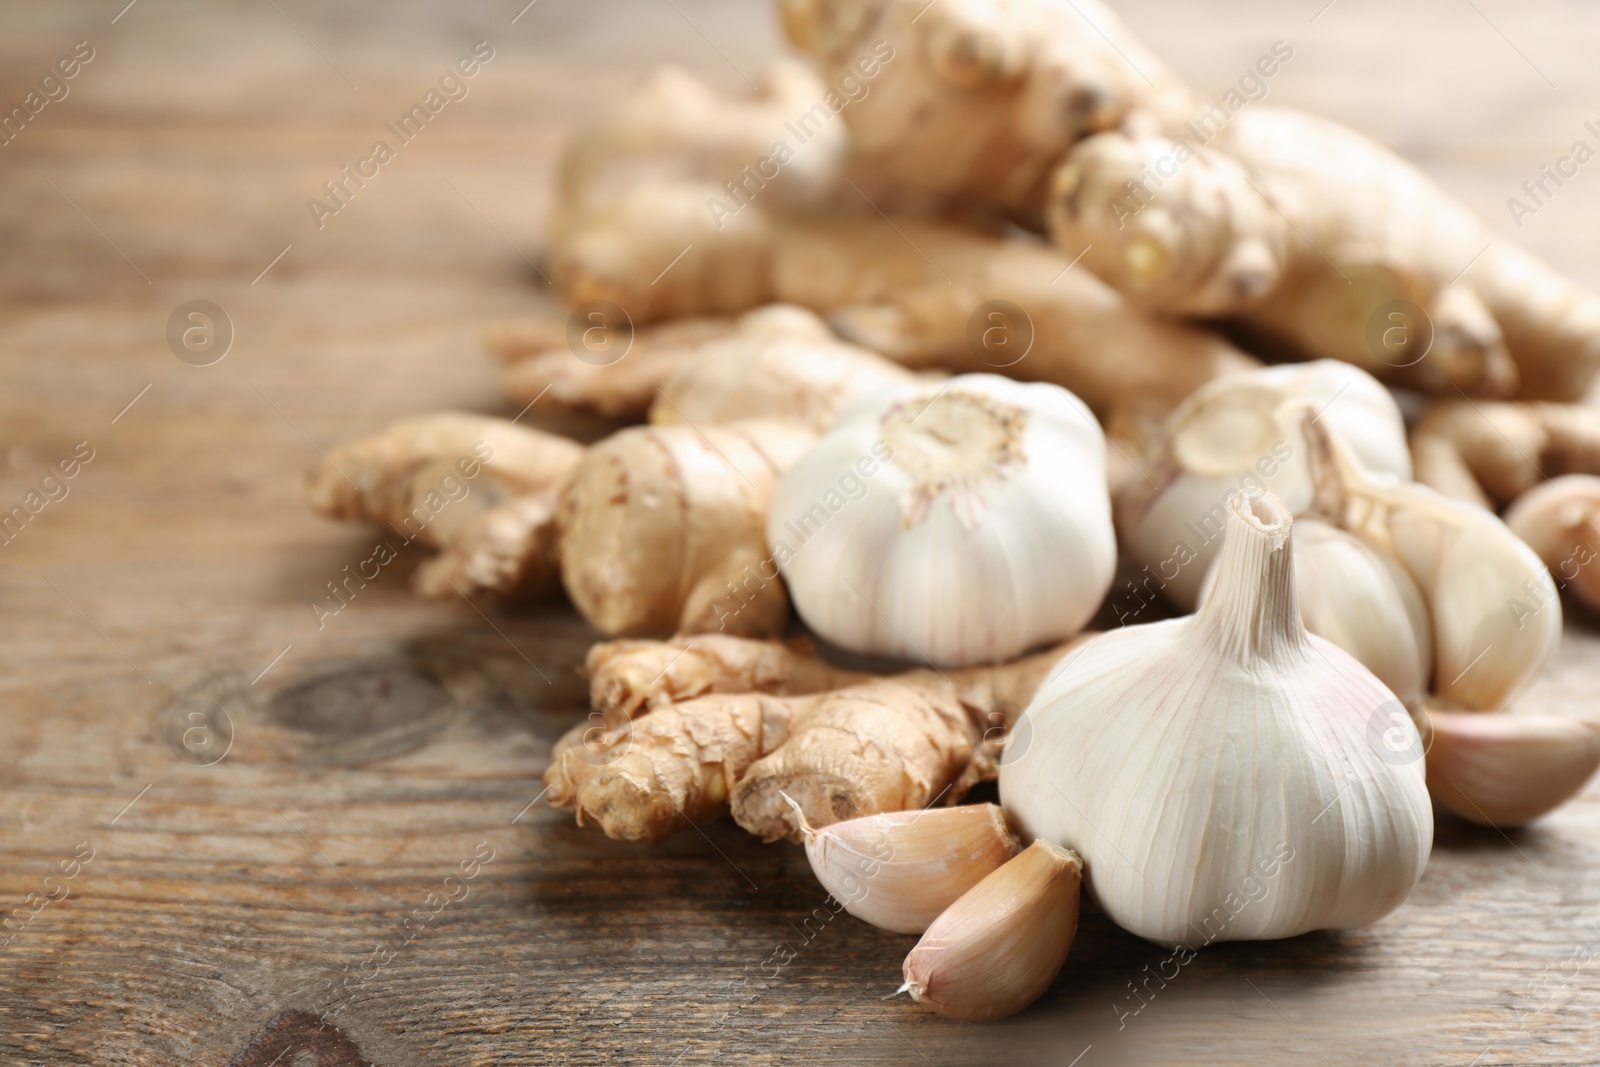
[766,374,1115,667]
[1199,516,1434,704]
[1119,360,1410,610]
[1003,489,1433,948]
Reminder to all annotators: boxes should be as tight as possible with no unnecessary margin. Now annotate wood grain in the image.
[2,1,1600,1064]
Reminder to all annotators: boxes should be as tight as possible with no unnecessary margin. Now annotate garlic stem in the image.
[1194,490,1307,664]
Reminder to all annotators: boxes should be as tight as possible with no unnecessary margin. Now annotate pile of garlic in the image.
[782,488,1436,1017]
[764,365,1595,1020]
[1113,361,1597,827]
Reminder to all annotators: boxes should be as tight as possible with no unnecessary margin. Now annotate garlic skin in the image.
[901,840,1082,1021]
[767,374,1115,667]
[1308,421,1561,711]
[1003,489,1433,948]
[1119,361,1410,610]
[792,802,1020,934]
[1505,474,1600,615]
[1197,516,1433,704]
[1425,709,1600,827]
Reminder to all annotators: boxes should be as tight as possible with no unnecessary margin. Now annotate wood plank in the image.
[2,1,1600,1064]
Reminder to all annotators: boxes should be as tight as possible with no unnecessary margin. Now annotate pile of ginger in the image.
[308,0,1600,848]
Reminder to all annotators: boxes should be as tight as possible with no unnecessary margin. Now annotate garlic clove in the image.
[1118,360,1410,610]
[1304,417,1562,711]
[1505,474,1600,616]
[788,800,1020,934]
[1291,517,1434,704]
[1425,709,1600,827]
[900,840,1082,1021]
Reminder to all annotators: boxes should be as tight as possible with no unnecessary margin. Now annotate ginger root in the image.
[650,310,922,432]
[1410,400,1600,506]
[546,62,1257,426]
[729,682,984,842]
[558,419,817,636]
[555,188,1257,425]
[585,634,871,725]
[778,0,1197,222]
[553,61,849,324]
[494,315,736,419]
[549,637,1081,842]
[778,0,1600,402]
[586,633,1071,726]
[1046,115,1600,400]
[495,303,919,429]
[305,413,584,599]
[557,59,846,225]
[545,682,978,843]
[309,414,812,635]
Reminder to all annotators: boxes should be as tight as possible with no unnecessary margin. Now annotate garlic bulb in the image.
[1425,708,1600,827]
[787,800,1019,934]
[1505,474,1600,615]
[1119,360,1410,610]
[1199,515,1433,704]
[1306,419,1561,711]
[766,374,1115,666]
[900,840,1082,1021]
[1003,489,1433,948]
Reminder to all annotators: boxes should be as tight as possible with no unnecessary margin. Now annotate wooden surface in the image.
[3,1,1600,1063]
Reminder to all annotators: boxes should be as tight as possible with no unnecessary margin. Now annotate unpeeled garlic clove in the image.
[1116,361,1411,610]
[788,800,1020,935]
[900,840,1082,1021]
[1425,709,1600,827]
[1304,413,1561,711]
[1505,474,1600,616]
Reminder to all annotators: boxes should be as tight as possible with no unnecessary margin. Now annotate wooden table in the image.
[3,1,1599,1063]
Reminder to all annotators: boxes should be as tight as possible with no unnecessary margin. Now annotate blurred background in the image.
[2,1,1598,1064]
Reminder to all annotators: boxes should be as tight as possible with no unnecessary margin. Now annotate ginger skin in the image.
[545,682,978,844]
[495,303,919,428]
[310,415,813,634]
[1410,400,1600,506]
[552,61,849,324]
[586,634,1076,727]
[729,682,984,842]
[494,315,736,419]
[585,634,872,726]
[650,317,921,432]
[555,187,1257,426]
[550,637,1084,842]
[778,0,1198,223]
[305,413,584,599]
[557,419,817,637]
[1046,116,1600,400]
